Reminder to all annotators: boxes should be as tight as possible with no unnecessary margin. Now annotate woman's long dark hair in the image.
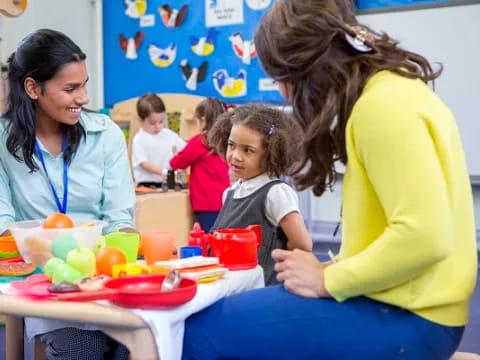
[3,28,86,172]
[254,0,441,196]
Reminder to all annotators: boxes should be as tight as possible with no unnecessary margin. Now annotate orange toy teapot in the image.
[207,225,262,270]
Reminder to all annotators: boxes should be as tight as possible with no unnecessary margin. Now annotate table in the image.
[135,191,193,247]
[0,296,153,360]
[0,266,264,360]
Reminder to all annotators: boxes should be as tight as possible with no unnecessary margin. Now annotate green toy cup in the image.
[104,232,140,263]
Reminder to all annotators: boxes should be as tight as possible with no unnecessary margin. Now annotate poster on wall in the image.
[205,0,244,27]
[103,0,283,107]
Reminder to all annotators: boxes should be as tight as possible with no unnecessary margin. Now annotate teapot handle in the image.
[246,225,262,248]
[205,234,215,256]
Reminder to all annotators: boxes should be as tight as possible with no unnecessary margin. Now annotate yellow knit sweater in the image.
[324,71,477,326]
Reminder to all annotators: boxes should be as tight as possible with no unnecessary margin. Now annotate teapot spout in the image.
[246,225,262,248]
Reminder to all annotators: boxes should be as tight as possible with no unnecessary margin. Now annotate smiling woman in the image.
[0,29,135,360]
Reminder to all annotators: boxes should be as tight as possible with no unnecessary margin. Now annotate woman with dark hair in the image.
[0,29,134,359]
[181,1,477,359]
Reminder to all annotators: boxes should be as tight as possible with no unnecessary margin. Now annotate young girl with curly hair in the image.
[209,103,312,285]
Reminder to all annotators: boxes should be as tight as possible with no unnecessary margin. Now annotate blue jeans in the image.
[182,285,464,360]
[194,211,219,233]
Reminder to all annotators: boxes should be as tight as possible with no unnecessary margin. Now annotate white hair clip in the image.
[268,124,277,135]
[344,25,374,53]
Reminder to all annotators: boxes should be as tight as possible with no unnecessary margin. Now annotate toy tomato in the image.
[43,213,74,229]
[96,247,127,276]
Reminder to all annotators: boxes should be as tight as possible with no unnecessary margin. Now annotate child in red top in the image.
[169,98,230,232]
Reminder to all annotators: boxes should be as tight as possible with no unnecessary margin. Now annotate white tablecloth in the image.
[133,266,264,360]
[7,266,265,360]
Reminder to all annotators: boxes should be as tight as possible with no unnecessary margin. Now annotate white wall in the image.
[360,4,480,177]
[307,4,480,235]
[0,0,103,109]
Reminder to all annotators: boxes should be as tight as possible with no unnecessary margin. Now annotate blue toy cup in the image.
[180,246,202,258]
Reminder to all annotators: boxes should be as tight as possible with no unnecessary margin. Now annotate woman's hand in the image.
[272,248,332,298]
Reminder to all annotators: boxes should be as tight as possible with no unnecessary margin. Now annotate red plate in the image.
[10,274,198,309]
[59,274,198,309]
[10,274,56,300]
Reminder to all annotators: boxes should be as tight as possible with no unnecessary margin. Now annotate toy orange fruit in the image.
[96,247,127,276]
[43,213,74,229]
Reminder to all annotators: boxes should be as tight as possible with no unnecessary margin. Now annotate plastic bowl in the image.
[7,219,106,266]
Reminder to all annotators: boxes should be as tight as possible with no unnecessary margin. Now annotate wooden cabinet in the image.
[135,191,193,247]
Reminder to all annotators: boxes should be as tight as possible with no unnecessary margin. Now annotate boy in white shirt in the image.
[132,93,186,185]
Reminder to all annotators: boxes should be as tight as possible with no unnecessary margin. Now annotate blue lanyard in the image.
[35,138,69,214]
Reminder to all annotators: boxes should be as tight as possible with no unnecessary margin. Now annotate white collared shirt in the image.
[222,173,299,226]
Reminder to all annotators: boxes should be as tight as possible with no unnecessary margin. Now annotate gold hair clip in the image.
[344,25,374,53]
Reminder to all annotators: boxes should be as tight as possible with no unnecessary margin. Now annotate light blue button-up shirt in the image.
[0,111,135,234]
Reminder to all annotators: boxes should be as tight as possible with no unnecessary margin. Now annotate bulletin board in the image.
[357,0,466,11]
[103,0,281,107]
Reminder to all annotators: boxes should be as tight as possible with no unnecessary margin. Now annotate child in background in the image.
[209,104,312,285]
[132,93,186,186]
[169,97,230,232]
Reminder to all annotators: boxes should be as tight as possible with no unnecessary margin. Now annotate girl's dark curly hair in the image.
[3,29,87,172]
[209,103,304,178]
[254,0,441,196]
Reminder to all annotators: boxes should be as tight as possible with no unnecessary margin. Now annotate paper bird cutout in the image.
[119,31,145,60]
[212,69,247,98]
[125,0,147,19]
[229,33,257,65]
[148,43,177,67]
[179,59,208,91]
[190,28,217,56]
[159,4,188,28]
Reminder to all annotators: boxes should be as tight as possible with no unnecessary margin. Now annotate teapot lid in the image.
[189,222,205,238]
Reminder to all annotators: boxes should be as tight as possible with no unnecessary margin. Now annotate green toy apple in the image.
[52,234,77,261]
[66,247,96,277]
[52,263,83,283]
[44,257,65,280]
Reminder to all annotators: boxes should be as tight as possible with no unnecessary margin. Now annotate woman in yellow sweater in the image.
[181,0,477,359]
